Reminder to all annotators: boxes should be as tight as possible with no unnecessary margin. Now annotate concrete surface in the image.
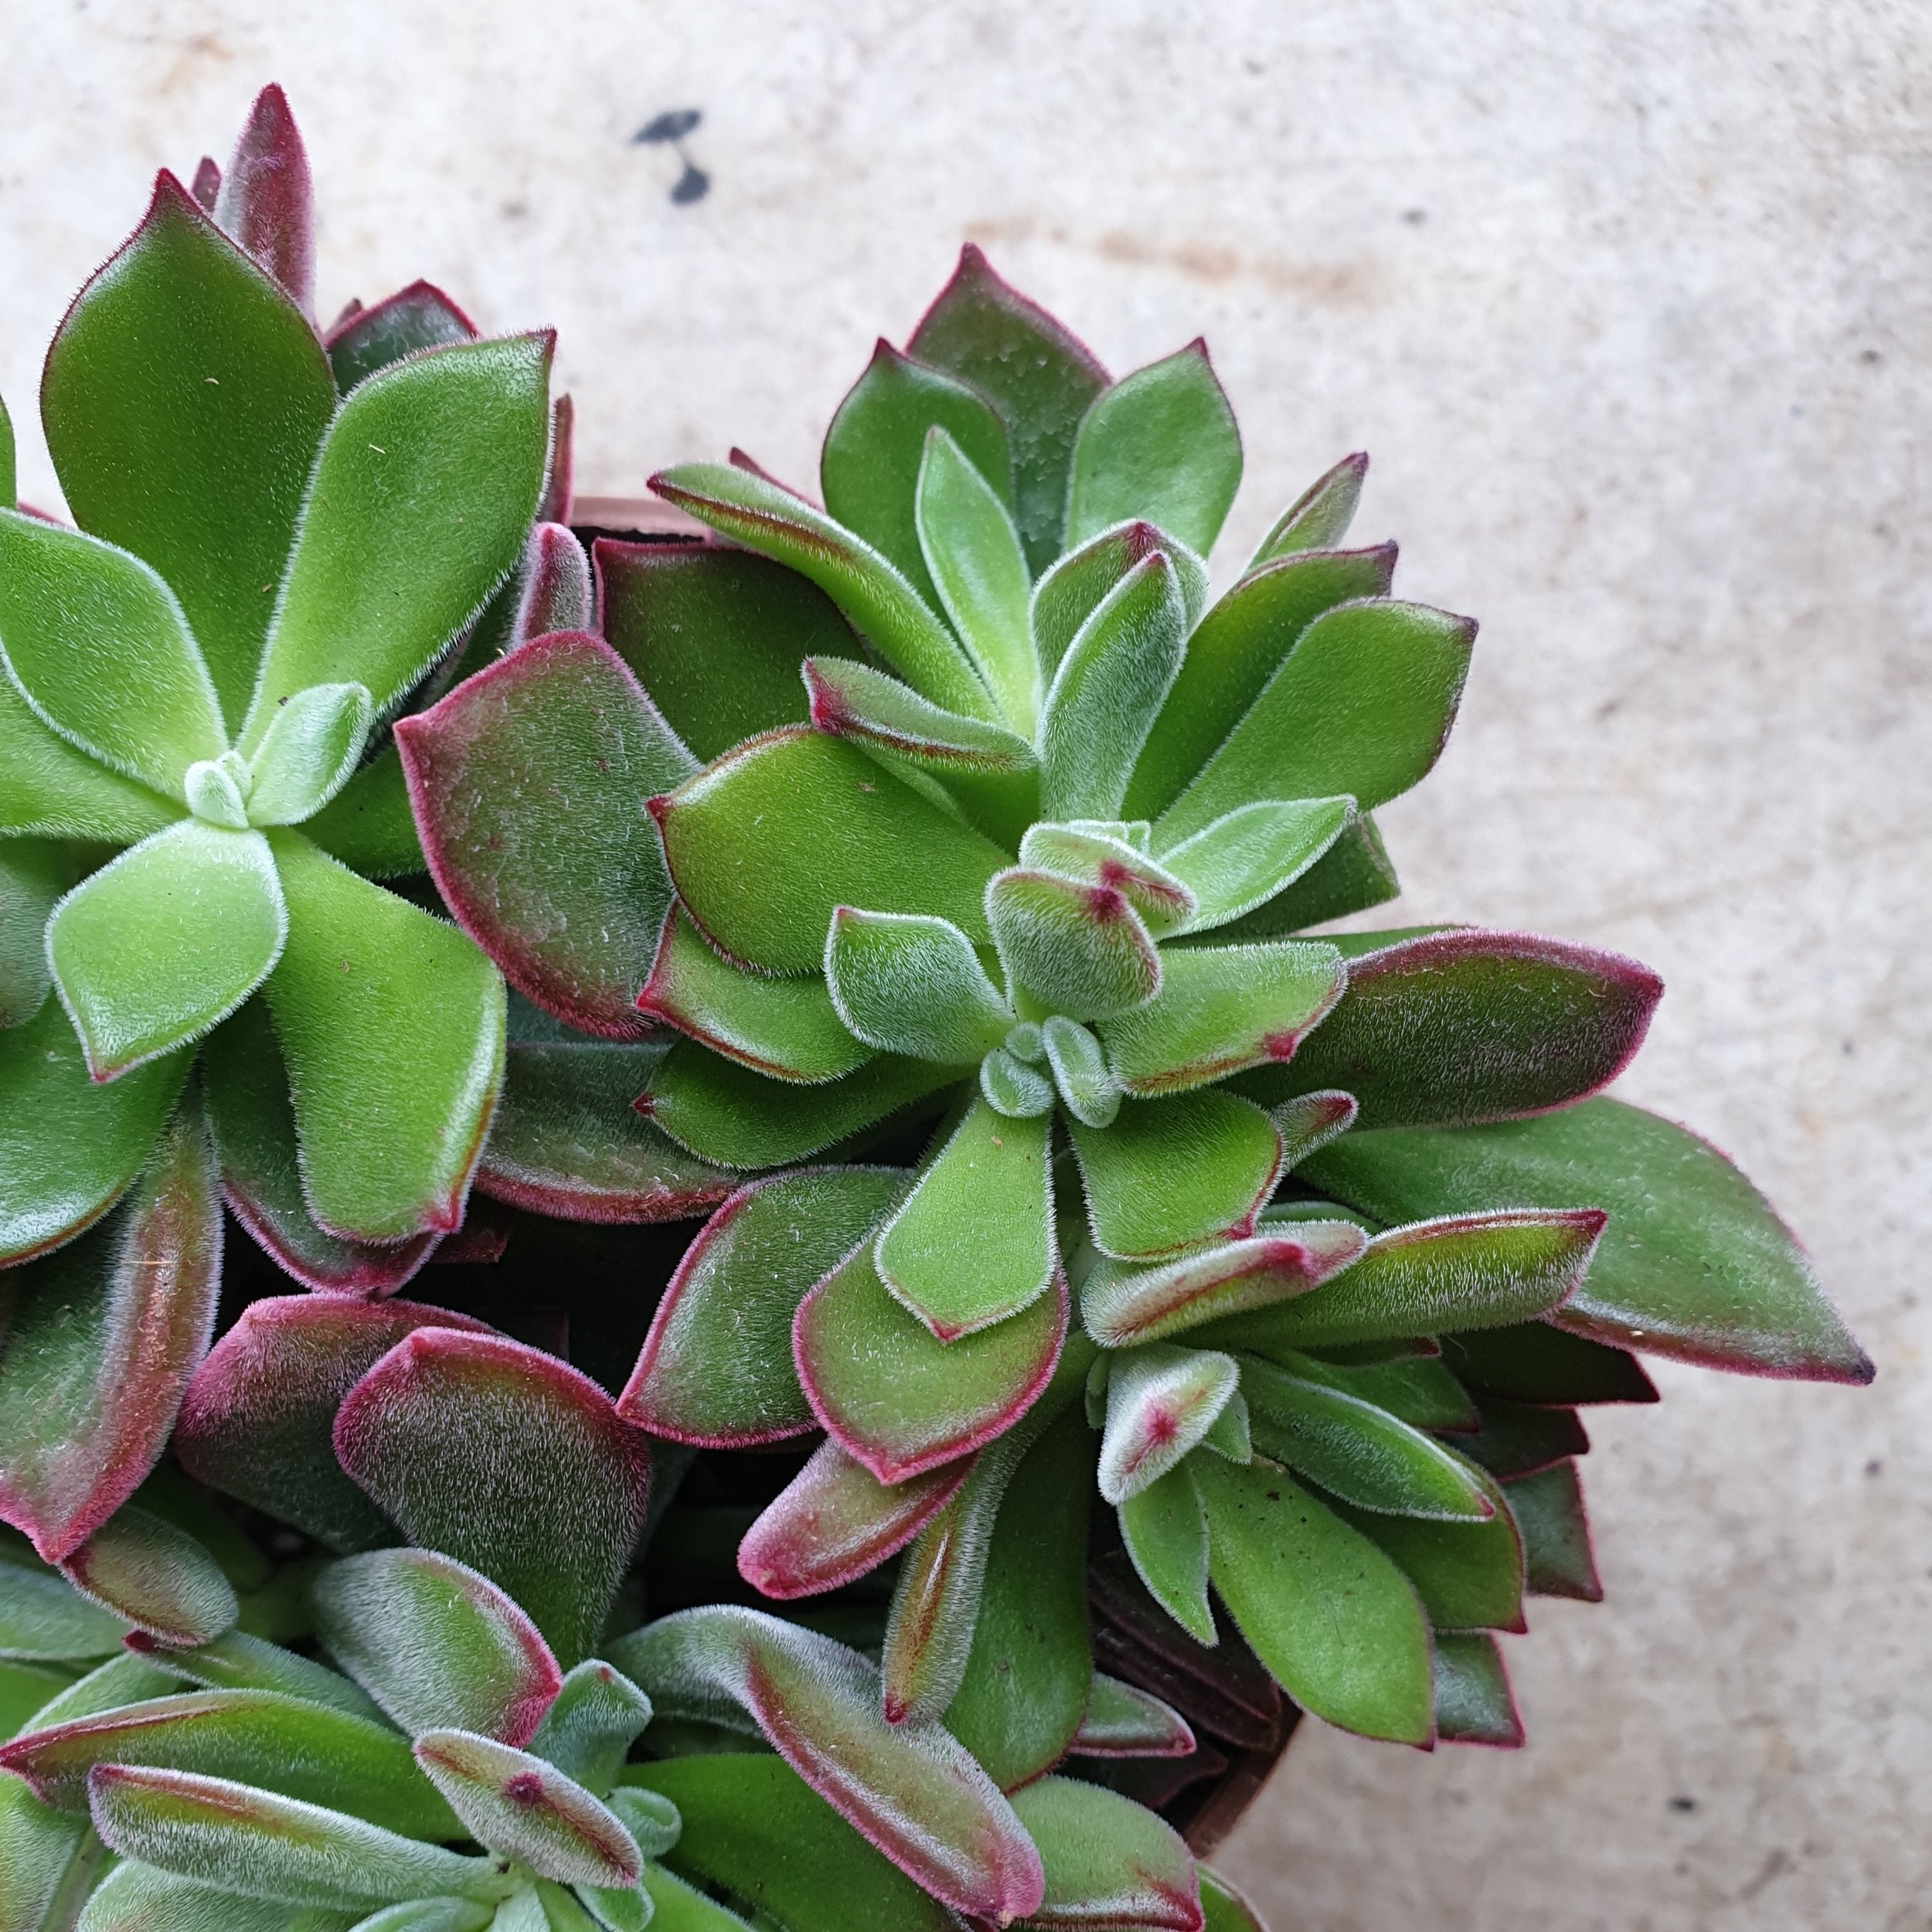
[2,4,1927,1926]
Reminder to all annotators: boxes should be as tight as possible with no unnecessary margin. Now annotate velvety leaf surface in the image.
[795,1242,1068,1482]
[1117,1461,1214,1647]
[621,1167,908,1447]
[334,1330,652,1665]
[524,1660,653,1797]
[0,1558,130,1659]
[1431,1630,1523,1747]
[414,1730,639,1884]
[825,907,1012,1064]
[510,522,593,645]
[654,729,1007,974]
[300,749,424,879]
[1071,1092,1284,1260]
[1263,1346,1479,1434]
[594,543,835,762]
[85,1764,509,1910]
[1439,1321,1657,1406]
[264,833,505,1242]
[0,1103,219,1562]
[0,1776,98,1932]
[397,631,692,1039]
[0,389,12,505]
[76,1859,359,1932]
[174,1297,492,1553]
[1159,799,1355,935]
[1503,1461,1602,1600]
[1070,1673,1196,1758]
[908,245,1110,574]
[1128,546,1395,820]
[611,1610,1043,1922]
[57,1505,237,1647]
[243,333,553,743]
[1247,929,1662,1127]
[327,281,478,393]
[0,510,226,798]
[243,683,372,826]
[876,1101,1054,1338]
[1018,825,1194,934]
[477,1033,733,1225]
[1194,1458,1434,1745]
[941,1404,1093,1789]
[627,1754,956,1932]
[146,1628,383,1723]
[49,820,286,1079]
[987,869,1161,1022]
[1215,811,1399,941]
[0,996,189,1264]
[821,341,1013,615]
[41,172,335,727]
[1029,522,1205,682]
[736,1439,971,1600]
[0,671,181,842]
[1098,1349,1241,1505]
[649,465,989,719]
[1156,600,1477,847]
[310,1549,562,1745]
[1207,1210,1606,1354]
[213,86,315,311]
[641,908,867,1083]
[1007,1774,1203,1932]
[1197,1866,1268,1932]
[1047,1016,1123,1130]
[1247,453,1369,568]
[1302,1097,1872,1380]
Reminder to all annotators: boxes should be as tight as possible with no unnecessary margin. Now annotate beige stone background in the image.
[2,2,1928,1926]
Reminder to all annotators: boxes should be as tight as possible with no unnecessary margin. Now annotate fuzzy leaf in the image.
[0,1103,219,1563]
[214,86,315,311]
[1070,1673,1196,1758]
[1066,339,1240,560]
[1249,929,1663,1127]
[301,749,424,879]
[478,1032,733,1226]
[1258,1345,1479,1434]
[142,1628,383,1723]
[1018,824,1193,933]
[243,684,372,827]
[824,908,1012,1066]
[987,869,1160,1022]
[1193,1458,1434,1744]
[1029,522,1206,682]
[1305,1097,1872,1380]
[1216,811,1400,942]
[1505,1461,1602,1600]
[522,1662,654,1798]
[310,1549,562,1745]
[1098,1349,1241,1505]
[0,674,181,843]
[876,1101,1053,1338]
[86,1764,509,1910]
[821,339,1014,615]
[510,523,594,645]
[1071,1092,1284,1260]
[1081,1223,1367,1349]
[614,1610,1041,1923]
[649,465,990,719]
[621,1167,907,1447]
[594,542,835,761]
[1440,1322,1657,1406]
[49,821,286,1080]
[41,173,336,727]
[77,1859,361,1932]
[1117,1461,1214,1647]
[1431,1630,1522,1747]
[1158,600,1477,848]
[243,334,552,747]
[796,1243,1068,1483]
[653,729,1007,975]
[175,1297,493,1552]
[1039,553,1187,823]
[264,833,505,1241]
[4,1688,457,1835]
[398,632,692,1039]
[641,909,867,1083]
[0,996,189,1263]
[736,1439,971,1600]
[0,1560,130,1660]
[1249,454,1370,568]
[327,281,478,393]
[0,389,12,506]
[57,1505,236,1647]
[0,511,226,798]
[1008,1774,1203,1932]
[1197,1867,1268,1932]
[1440,1397,1587,1481]
[415,1730,640,1885]
[1042,1015,1119,1128]
[1159,800,1356,935]
[1128,546,1396,820]
[334,1331,651,1665]
[981,1046,1056,1118]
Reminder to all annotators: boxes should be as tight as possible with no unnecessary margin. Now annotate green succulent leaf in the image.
[620,1166,908,1446]
[326,280,478,393]
[1303,1097,1872,1381]
[1069,1672,1196,1759]
[0,511,226,799]
[1247,452,1369,569]
[1157,599,1477,848]
[1017,823,1192,932]
[1442,1396,1587,1481]
[648,465,991,720]
[0,1558,130,1661]
[263,832,504,1241]
[1070,1090,1284,1260]
[1258,1345,1479,1434]
[48,821,285,1080]
[1066,340,1242,558]
[309,1548,563,1745]
[41,173,337,727]
[824,908,1012,1065]
[986,868,1160,1023]
[1042,1014,1119,1128]
[0,839,68,1027]
[1431,1629,1523,1747]
[876,1100,1054,1338]
[1159,799,1357,935]
[1097,1347,1241,1505]
[56,1504,237,1648]
[0,1100,219,1563]
[1008,1774,1202,1932]
[77,1859,359,1932]
[1029,521,1206,682]
[1504,1461,1602,1600]
[145,1628,383,1724]
[654,729,1008,975]
[1128,545,1395,820]
[299,749,424,879]
[1117,1459,1215,1647]
[0,674,182,844]
[1194,1457,1434,1745]
[980,1045,1055,1117]
[1215,810,1399,941]
[526,1662,654,1798]
[0,389,12,506]
[243,684,373,826]
[1439,1321,1656,1406]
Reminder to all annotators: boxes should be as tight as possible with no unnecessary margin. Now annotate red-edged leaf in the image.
[1447,1397,1590,1479]
[1199,1864,1269,1931]
[334,1330,653,1665]
[213,85,315,312]
[540,393,576,526]
[1431,1630,1523,1747]
[1440,1322,1657,1406]
[173,1295,493,1553]
[1503,1460,1602,1600]
[1247,452,1370,568]
[509,523,593,647]
[610,1607,1043,1923]
[1068,1674,1196,1759]
[0,1104,219,1563]
[325,281,479,393]
[56,1505,236,1648]
[986,869,1161,1023]
[397,631,694,1039]
[1097,1349,1240,1505]
[738,1439,972,1600]
[1008,1775,1202,1932]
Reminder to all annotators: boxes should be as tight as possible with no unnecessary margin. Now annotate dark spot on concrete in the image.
[1668,1794,1696,1812]
[634,108,709,204]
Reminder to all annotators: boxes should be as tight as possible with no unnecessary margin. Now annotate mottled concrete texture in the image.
[3,4,1927,1925]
